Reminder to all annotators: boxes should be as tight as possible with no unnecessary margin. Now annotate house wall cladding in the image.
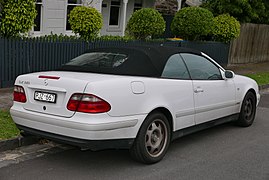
[45,0,66,35]
[31,0,155,37]
[229,23,269,64]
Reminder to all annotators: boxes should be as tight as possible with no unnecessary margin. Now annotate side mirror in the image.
[224,70,235,79]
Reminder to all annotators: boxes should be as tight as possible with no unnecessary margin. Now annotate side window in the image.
[109,0,121,26]
[66,0,83,31]
[162,54,190,80]
[181,53,222,80]
[134,0,143,12]
[34,0,42,32]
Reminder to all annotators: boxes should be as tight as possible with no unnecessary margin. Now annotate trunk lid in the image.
[16,71,112,118]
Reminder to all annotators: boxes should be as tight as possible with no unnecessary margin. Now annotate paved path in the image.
[0,88,13,110]
[227,61,269,75]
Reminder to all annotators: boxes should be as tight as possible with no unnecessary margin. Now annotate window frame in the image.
[108,0,121,28]
[65,0,83,32]
[134,0,143,12]
[33,0,43,33]
[180,53,224,81]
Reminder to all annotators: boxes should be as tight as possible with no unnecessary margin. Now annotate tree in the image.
[212,14,240,42]
[0,0,37,38]
[245,0,269,24]
[171,7,214,40]
[202,0,268,24]
[127,8,166,40]
[69,6,103,40]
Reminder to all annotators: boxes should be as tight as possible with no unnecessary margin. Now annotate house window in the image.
[34,0,42,31]
[66,0,82,31]
[109,0,121,26]
[134,0,142,12]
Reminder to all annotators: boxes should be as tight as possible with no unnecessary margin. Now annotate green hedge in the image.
[69,6,103,40]
[212,14,240,43]
[171,7,214,41]
[0,0,37,38]
[127,8,166,40]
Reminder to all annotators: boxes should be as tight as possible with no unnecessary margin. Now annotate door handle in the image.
[194,88,204,93]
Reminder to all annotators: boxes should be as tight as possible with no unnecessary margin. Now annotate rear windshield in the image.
[65,52,128,68]
[58,48,161,77]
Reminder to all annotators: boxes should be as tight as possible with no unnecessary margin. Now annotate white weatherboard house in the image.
[32,0,201,37]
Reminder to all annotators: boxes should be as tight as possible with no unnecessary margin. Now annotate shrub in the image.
[171,7,214,41]
[212,14,240,43]
[33,33,80,41]
[0,0,37,38]
[25,34,135,42]
[69,6,103,40]
[127,8,166,40]
[96,35,135,41]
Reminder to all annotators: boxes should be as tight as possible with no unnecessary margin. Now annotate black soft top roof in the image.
[59,46,202,77]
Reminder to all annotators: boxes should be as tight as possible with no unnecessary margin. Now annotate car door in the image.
[161,54,195,130]
[180,53,236,125]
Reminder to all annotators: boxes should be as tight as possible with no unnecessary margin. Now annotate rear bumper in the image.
[16,124,134,150]
[11,104,146,143]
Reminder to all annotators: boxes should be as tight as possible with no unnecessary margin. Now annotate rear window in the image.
[65,52,128,68]
[58,48,163,77]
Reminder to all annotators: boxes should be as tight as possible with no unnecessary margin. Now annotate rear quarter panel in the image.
[84,77,195,131]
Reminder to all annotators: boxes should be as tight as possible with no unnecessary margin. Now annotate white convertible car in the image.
[11,46,260,164]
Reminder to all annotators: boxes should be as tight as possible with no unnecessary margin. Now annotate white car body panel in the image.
[11,70,259,140]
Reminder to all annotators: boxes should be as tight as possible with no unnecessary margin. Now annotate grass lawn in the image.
[0,110,20,140]
[246,72,269,86]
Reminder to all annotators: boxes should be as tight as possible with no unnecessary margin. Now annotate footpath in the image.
[0,62,269,152]
[227,61,269,75]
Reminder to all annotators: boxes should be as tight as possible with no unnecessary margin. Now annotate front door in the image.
[181,53,236,124]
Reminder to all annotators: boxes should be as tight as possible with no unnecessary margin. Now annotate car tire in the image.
[236,91,256,127]
[130,112,171,164]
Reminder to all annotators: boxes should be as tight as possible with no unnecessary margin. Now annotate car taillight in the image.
[67,93,111,113]
[38,75,60,80]
[13,85,27,103]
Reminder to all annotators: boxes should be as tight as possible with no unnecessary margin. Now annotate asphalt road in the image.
[0,92,269,180]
